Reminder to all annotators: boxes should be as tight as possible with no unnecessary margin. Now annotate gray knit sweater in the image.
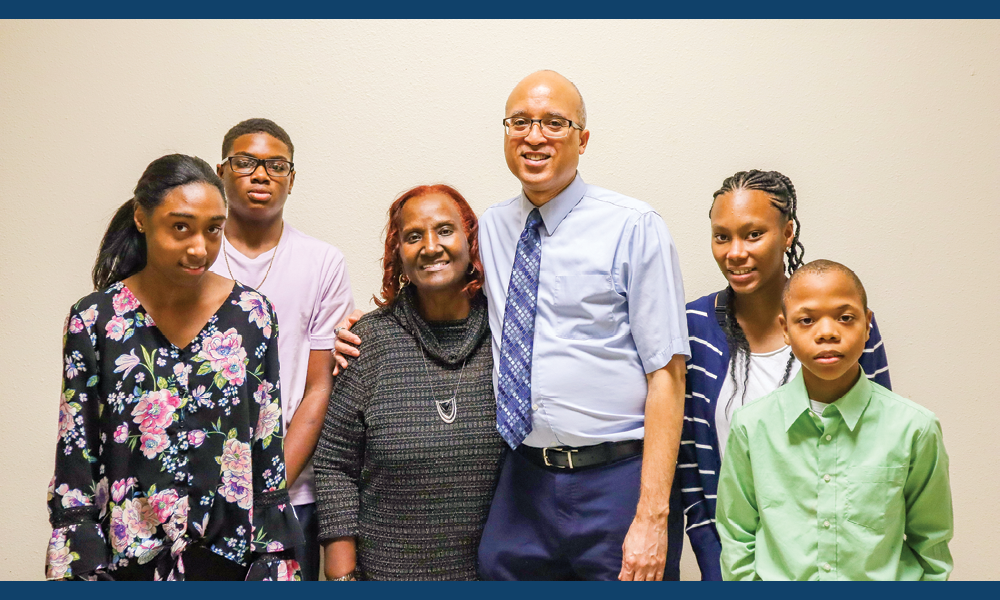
[314,288,504,580]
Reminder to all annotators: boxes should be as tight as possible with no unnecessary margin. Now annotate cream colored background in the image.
[1,20,997,580]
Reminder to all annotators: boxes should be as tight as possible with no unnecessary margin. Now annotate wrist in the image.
[328,570,357,581]
[634,502,669,524]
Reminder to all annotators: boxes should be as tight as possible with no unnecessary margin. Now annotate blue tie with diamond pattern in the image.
[496,208,544,449]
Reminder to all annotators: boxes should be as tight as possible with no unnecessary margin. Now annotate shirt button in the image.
[825,435,832,441]
[823,563,832,572]
[531,404,539,411]
[823,520,831,528]
[823,474,831,482]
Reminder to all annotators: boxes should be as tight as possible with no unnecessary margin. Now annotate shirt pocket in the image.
[845,465,906,533]
[552,273,619,340]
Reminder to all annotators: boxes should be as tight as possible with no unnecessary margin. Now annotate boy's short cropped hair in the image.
[222,118,295,159]
[781,259,868,313]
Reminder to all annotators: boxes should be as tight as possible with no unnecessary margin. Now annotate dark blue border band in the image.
[4,1,1000,19]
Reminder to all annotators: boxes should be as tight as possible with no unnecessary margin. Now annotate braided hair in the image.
[710,170,805,416]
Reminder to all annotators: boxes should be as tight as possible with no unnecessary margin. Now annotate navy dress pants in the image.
[478,448,682,581]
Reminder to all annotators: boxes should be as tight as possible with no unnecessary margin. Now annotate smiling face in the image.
[398,192,472,301]
[134,182,227,287]
[504,71,590,206]
[217,132,295,224]
[710,188,794,296]
[780,270,872,401]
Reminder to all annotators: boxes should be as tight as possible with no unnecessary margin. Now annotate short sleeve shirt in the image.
[478,174,690,448]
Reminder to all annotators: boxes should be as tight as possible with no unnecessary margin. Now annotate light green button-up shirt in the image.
[716,368,953,580]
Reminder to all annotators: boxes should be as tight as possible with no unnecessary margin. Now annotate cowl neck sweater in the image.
[315,287,503,580]
[390,286,489,366]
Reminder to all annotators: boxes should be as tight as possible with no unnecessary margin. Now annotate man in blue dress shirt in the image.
[477,70,691,581]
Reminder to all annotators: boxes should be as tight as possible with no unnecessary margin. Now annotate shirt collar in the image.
[519,172,586,236]
[780,366,873,432]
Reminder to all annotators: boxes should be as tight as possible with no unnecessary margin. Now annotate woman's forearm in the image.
[322,537,357,580]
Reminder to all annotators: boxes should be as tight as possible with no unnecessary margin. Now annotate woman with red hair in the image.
[313,185,504,580]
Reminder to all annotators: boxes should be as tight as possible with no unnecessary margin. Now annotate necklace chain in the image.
[222,222,284,289]
[417,340,466,424]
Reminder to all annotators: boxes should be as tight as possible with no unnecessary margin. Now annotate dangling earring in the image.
[467,264,476,276]
[399,274,409,288]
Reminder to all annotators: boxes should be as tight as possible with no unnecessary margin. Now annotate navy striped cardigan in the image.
[677,291,892,580]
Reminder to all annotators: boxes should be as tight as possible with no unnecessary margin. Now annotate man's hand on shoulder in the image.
[331,309,364,376]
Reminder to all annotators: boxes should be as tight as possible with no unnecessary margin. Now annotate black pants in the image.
[292,502,320,581]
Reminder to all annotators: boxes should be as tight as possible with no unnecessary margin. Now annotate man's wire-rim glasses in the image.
[503,117,584,138]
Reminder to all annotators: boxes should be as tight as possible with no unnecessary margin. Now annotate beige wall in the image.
[1,20,997,580]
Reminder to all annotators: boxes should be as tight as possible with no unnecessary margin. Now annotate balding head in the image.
[503,70,591,206]
[506,70,587,128]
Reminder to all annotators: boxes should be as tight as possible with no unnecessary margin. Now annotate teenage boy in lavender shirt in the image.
[209,118,355,580]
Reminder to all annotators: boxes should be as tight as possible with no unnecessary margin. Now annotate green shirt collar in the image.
[781,366,873,432]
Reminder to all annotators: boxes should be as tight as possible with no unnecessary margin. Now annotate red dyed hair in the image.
[374,184,485,307]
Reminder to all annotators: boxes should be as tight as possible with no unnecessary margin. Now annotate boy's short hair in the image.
[781,259,868,313]
[221,118,294,159]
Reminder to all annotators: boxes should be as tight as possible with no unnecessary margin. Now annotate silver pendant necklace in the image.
[418,346,466,424]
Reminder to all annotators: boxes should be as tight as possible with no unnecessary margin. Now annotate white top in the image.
[809,398,829,416]
[478,174,690,448]
[209,223,354,505]
[715,345,801,459]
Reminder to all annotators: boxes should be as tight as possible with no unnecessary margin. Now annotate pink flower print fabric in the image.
[46,281,302,580]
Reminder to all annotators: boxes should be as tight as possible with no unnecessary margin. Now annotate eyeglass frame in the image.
[223,155,295,178]
[502,116,585,138]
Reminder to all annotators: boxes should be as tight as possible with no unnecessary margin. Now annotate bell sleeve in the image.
[45,303,111,580]
[245,300,303,581]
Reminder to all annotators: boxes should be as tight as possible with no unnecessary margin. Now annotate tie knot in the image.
[524,208,543,232]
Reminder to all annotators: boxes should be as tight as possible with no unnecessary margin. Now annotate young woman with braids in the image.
[676,170,892,580]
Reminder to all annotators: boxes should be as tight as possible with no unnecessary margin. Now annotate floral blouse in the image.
[46,281,302,581]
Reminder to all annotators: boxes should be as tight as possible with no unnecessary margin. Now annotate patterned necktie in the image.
[496,208,544,449]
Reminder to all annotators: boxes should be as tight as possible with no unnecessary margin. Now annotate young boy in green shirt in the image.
[716,259,953,580]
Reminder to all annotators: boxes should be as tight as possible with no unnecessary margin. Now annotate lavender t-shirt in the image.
[210,223,354,505]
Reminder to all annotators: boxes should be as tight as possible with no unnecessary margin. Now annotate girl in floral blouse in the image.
[46,154,302,581]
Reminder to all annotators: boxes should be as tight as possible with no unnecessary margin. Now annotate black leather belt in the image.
[516,439,643,471]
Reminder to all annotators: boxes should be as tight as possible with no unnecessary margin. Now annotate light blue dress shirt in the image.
[479,174,690,448]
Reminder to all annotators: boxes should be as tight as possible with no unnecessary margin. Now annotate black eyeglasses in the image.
[224,156,294,178]
[502,117,584,138]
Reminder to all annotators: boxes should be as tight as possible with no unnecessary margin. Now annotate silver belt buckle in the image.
[542,447,579,469]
